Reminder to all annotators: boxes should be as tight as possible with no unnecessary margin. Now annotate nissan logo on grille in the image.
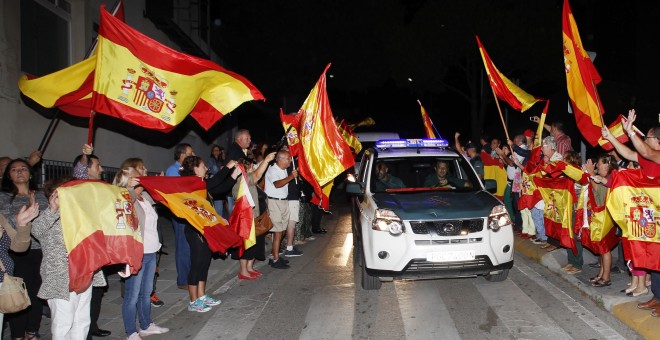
[441,223,458,235]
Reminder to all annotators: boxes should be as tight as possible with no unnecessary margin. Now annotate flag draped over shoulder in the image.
[575,184,619,254]
[417,100,437,138]
[337,120,362,155]
[476,36,540,112]
[563,0,604,147]
[606,169,660,270]
[138,176,242,253]
[534,176,576,252]
[292,64,355,210]
[229,164,256,256]
[92,7,264,131]
[57,180,143,292]
[480,150,507,199]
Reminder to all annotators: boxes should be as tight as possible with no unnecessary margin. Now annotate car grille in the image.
[409,219,484,236]
[406,255,491,272]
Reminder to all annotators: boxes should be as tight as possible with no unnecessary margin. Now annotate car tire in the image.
[361,252,382,290]
[484,268,509,282]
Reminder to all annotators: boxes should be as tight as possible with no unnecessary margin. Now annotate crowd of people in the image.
[462,109,660,319]
[0,128,329,340]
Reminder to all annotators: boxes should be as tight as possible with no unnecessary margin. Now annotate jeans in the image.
[213,200,225,219]
[651,270,660,300]
[122,253,157,335]
[226,195,235,217]
[532,207,546,241]
[172,217,191,286]
[567,239,583,269]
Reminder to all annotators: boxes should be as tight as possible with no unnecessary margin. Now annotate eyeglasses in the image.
[644,136,658,141]
[9,167,28,173]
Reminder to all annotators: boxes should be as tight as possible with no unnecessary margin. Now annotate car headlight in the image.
[372,209,404,235]
[487,205,512,231]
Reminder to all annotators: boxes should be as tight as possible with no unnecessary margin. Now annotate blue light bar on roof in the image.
[375,138,449,149]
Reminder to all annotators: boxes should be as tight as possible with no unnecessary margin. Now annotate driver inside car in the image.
[374,162,405,191]
[423,160,472,188]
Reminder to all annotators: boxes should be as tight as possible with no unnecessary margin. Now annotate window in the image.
[21,0,71,76]
[370,157,479,193]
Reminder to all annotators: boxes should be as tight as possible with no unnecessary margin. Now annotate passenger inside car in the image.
[374,162,406,191]
[423,160,473,189]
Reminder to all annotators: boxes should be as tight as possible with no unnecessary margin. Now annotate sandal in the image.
[589,276,601,283]
[592,279,612,287]
[561,264,573,271]
[26,332,39,340]
[566,267,582,274]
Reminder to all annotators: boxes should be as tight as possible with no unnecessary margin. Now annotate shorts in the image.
[288,200,300,222]
[267,199,289,232]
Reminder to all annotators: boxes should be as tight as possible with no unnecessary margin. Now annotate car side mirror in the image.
[484,179,497,193]
[346,182,365,197]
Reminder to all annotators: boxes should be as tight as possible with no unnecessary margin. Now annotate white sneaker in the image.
[127,332,142,340]
[139,323,170,336]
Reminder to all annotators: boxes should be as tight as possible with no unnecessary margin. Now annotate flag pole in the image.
[591,79,606,127]
[488,86,510,142]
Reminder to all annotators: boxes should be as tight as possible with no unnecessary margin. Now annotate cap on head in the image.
[523,129,534,138]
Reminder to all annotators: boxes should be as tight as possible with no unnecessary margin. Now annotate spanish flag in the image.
[92,6,264,131]
[138,176,242,253]
[292,64,355,210]
[534,176,576,251]
[606,169,660,271]
[575,184,619,254]
[598,114,642,151]
[480,150,507,199]
[563,0,604,147]
[417,100,437,138]
[518,146,544,210]
[57,180,143,292]
[476,35,540,112]
[348,117,375,130]
[280,109,301,157]
[541,160,590,184]
[337,120,362,155]
[229,164,256,256]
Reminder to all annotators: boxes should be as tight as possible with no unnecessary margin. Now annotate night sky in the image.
[207,0,660,149]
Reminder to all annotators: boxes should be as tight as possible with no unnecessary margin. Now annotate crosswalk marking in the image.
[475,278,573,339]
[193,292,273,340]
[395,280,461,339]
[299,283,355,340]
[515,263,626,340]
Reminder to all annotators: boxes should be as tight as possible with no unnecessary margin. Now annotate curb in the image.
[513,235,660,339]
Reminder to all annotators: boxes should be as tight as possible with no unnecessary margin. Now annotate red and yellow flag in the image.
[598,114,644,151]
[92,6,264,131]
[138,176,242,253]
[417,100,437,138]
[541,161,590,184]
[280,109,302,157]
[606,169,660,270]
[292,64,355,210]
[534,176,576,251]
[476,36,540,112]
[575,184,619,254]
[348,117,375,130]
[337,120,362,155]
[229,164,256,256]
[563,0,604,147]
[57,180,143,292]
[480,150,507,199]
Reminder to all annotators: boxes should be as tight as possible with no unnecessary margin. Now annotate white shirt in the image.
[264,164,289,199]
[137,199,161,254]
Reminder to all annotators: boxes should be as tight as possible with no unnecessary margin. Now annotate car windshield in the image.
[370,156,481,193]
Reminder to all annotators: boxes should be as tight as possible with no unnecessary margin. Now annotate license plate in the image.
[426,250,476,262]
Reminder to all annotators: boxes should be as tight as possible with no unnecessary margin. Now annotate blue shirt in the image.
[165,161,182,177]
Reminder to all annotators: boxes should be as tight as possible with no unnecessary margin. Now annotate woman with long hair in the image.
[113,159,169,339]
[0,159,48,340]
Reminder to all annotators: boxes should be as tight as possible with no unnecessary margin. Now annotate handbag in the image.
[0,257,30,314]
[254,210,274,236]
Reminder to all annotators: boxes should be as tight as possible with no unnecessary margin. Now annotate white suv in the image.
[346,139,514,290]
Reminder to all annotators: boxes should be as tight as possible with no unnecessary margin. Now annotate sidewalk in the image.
[514,236,660,340]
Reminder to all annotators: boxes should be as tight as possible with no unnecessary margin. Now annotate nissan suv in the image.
[346,139,514,290]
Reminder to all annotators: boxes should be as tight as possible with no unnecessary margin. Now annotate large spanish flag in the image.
[534,176,576,252]
[293,64,355,210]
[139,176,242,253]
[92,6,264,131]
[229,164,256,256]
[575,184,619,254]
[476,35,540,112]
[480,150,507,199]
[563,0,604,147]
[57,180,143,292]
[606,169,660,270]
[417,100,437,138]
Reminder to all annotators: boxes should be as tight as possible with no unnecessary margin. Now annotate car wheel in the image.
[361,252,382,290]
[485,268,509,282]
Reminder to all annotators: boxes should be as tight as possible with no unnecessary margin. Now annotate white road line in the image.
[325,233,354,267]
[515,263,626,340]
[475,278,573,339]
[395,280,461,340]
[299,283,355,340]
[193,292,273,340]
